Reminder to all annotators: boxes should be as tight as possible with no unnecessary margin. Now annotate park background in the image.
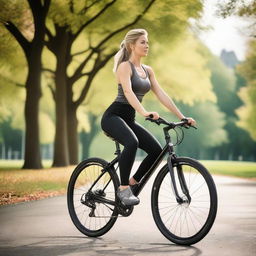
[0,0,256,204]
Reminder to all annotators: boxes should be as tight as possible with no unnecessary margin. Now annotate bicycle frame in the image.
[97,124,191,205]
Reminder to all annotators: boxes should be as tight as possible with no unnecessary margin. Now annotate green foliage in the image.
[207,55,237,115]
[217,0,256,19]
[2,0,254,164]
[0,77,25,130]
[174,101,228,159]
[0,119,22,154]
[145,34,216,105]
[0,0,28,131]
[139,0,203,42]
[236,40,256,140]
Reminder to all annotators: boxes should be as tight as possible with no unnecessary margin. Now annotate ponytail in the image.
[113,40,130,73]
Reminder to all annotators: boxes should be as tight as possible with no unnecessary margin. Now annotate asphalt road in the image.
[0,174,255,256]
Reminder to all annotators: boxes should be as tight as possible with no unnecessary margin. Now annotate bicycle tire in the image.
[151,157,217,245]
[67,157,119,237]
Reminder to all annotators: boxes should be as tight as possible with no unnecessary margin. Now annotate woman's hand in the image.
[144,111,159,120]
[183,117,196,127]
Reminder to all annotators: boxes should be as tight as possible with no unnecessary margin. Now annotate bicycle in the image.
[67,117,218,245]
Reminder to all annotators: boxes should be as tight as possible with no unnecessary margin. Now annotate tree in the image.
[1,0,51,168]
[146,33,216,105]
[236,40,256,140]
[217,0,256,37]
[44,0,203,166]
[217,0,256,140]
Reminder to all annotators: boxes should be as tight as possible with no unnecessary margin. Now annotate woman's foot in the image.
[117,186,140,206]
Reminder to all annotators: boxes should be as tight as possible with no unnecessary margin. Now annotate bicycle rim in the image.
[152,157,217,245]
[67,158,118,236]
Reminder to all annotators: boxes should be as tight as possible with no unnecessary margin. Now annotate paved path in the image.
[0,174,255,256]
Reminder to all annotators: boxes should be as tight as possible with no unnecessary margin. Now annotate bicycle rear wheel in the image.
[67,157,119,237]
[151,157,217,245]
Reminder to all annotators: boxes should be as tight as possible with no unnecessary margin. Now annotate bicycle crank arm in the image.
[167,156,183,204]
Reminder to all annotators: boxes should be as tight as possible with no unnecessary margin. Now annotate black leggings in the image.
[101,102,162,185]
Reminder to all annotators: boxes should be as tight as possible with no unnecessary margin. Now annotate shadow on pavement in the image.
[0,236,202,256]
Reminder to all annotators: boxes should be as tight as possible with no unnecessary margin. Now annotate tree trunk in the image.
[67,102,79,164]
[23,53,43,169]
[4,0,51,169]
[52,31,70,166]
[80,113,100,160]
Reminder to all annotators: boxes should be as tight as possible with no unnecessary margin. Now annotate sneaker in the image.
[130,183,140,194]
[117,187,140,206]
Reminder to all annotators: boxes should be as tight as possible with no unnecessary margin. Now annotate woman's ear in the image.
[129,43,134,51]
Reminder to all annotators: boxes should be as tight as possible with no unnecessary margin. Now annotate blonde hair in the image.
[113,28,148,72]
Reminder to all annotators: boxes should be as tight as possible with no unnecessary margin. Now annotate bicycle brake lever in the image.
[183,124,197,129]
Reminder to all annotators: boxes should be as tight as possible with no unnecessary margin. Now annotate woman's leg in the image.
[101,114,139,186]
[128,121,162,182]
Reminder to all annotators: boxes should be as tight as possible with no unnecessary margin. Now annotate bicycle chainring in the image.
[117,203,134,217]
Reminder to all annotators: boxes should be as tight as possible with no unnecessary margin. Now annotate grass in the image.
[201,160,256,179]
[0,159,255,205]
[0,160,52,169]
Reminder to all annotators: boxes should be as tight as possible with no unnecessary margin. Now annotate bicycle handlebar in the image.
[145,115,197,129]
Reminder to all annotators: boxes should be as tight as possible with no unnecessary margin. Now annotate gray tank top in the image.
[115,61,151,103]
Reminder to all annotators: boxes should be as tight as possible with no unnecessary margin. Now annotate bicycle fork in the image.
[167,155,191,204]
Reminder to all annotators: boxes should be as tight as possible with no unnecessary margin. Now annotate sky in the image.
[197,0,251,61]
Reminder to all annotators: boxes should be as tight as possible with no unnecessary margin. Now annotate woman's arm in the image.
[146,65,196,125]
[116,62,159,119]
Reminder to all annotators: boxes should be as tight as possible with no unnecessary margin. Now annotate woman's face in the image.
[131,35,149,57]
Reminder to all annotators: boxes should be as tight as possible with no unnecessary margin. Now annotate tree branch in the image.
[68,49,96,85]
[80,0,102,15]
[72,48,91,57]
[27,0,50,39]
[69,0,74,13]
[75,50,116,107]
[27,0,42,31]
[4,21,31,57]
[69,0,155,103]
[0,18,9,25]
[45,26,54,41]
[73,0,117,39]
[42,0,51,18]
[1,75,25,88]
[42,68,55,74]
[96,0,156,50]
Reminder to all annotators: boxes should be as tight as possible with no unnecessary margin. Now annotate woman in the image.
[101,29,196,206]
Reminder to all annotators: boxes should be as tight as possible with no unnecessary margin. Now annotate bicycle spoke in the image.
[155,162,214,240]
[68,160,118,235]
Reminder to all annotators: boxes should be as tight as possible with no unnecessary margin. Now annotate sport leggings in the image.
[101,102,162,185]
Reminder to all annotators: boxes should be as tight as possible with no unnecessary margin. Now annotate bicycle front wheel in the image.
[67,157,119,237]
[151,157,217,245]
